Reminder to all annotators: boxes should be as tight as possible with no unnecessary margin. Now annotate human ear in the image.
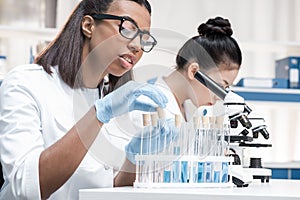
[187,62,200,80]
[81,15,95,38]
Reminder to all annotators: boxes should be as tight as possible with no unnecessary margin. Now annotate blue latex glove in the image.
[95,81,168,123]
[125,119,179,164]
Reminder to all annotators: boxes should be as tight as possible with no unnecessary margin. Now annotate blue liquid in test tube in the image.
[221,162,229,183]
[197,162,204,182]
[181,161,188,183]
[205,162,212,182]
[214,171,220,183]
[163,170,171,183]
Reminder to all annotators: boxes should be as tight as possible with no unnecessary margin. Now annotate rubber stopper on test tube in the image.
[156,107,166,119]
[143,113,150,126]
[193,116,200,129]
[216,116,224,129]
[202,116,209,128]
[175,114,181,128]
[209,116,216,126]
[150,113,158,127]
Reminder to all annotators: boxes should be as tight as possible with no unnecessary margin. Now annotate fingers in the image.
[132,99,157,112]
[133,84,168,109]
[147,77,158,85]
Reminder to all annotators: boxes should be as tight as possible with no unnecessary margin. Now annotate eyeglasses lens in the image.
[120,19,156,52]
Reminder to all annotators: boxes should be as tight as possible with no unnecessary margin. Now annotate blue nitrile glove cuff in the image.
[94,99,112,123]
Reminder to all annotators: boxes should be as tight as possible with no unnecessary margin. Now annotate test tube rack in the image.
[134,155,233,188]
[134,110,234,188]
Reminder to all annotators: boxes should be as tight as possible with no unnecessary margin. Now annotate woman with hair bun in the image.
[171,16,242,112]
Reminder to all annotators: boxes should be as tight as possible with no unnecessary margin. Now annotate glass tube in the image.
[137,113,151,183]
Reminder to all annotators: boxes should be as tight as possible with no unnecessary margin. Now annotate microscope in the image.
[194,71,272,187]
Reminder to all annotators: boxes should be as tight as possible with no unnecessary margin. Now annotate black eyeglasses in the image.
[91,13,157,53]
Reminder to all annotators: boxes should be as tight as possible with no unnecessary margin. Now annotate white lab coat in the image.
[0,64,113,200]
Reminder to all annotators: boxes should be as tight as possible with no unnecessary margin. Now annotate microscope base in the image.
[243,168,272,183]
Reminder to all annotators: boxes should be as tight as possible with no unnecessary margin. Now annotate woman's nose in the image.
[128,36,141,53]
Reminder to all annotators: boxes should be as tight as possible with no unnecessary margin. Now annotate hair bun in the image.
[198,16,233,37]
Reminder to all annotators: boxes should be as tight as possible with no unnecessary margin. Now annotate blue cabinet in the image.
[271,168,300,179]
[232,87,300,103]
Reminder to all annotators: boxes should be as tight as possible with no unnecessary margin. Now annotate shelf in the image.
[0,25,58,41]
[232,86,300,103]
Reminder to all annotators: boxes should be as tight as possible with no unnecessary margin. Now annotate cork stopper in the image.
[202,116,209,124]
[156,107,166,119]
[175,114,181,128]
[142,113,150,126]
[216,116,224,128]
[202,116,209,128]
[193,116,200,129]
[150,113,158,127]
[209,116,216,125]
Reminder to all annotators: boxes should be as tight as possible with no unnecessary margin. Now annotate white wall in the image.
[138,0,300,80]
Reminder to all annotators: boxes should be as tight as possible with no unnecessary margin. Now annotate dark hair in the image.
[176,16,242,72]
[35,0,151,90]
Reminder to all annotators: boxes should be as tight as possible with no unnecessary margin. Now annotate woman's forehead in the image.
[107,0,151,28]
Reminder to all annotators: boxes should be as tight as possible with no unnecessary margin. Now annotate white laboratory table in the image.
[79,179,300,200]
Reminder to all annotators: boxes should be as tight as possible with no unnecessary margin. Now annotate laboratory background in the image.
[1,0,300,186]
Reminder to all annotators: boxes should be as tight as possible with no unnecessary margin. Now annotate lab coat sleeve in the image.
[0,70,44,199]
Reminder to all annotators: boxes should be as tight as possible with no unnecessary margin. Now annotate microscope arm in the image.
[194,71,252,127]
[194,70,227,100]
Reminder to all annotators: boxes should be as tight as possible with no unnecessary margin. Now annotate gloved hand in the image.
[125,118,179,164]
[95,81,168,123]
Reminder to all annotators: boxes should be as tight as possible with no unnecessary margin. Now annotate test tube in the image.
[208,116,217,156]
[156,107,165,155]
[193,116,200,156]
[190,116,200,183]
[171,114,181,183]
[221,119,230,183]
[138,113,150,183]
[180,120,191,183]
[151,113,159,183]
[204,161,213,183]
[197,162,204,183]
[213,162,221,183]
[221,161,229,183]
[201,116,213,183]
[163,114,178,183]
[156,107,168,183]
[201,116,209,157]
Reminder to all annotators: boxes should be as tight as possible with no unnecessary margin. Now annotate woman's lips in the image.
[119,54,135,69]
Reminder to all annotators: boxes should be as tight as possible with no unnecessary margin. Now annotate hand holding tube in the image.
[125,118,178,164]
[95,81,168,123]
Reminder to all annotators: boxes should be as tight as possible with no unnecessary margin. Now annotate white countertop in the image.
[79,179,300,200]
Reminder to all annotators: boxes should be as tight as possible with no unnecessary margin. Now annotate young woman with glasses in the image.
[0,0,168,199]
